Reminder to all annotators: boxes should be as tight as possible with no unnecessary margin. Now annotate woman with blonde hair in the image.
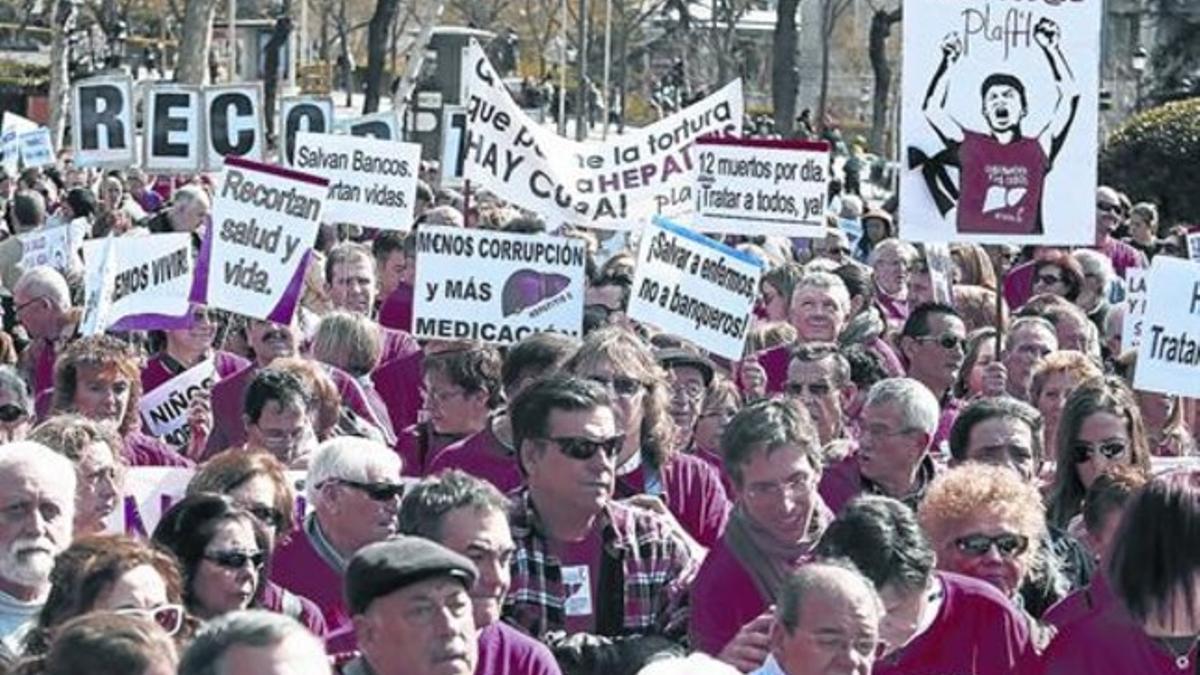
[566,326,730,547]
[1030,352,1104,465]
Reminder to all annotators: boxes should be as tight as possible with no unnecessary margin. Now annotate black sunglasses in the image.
[332,479,405,501]
[0,404,27,423]
[954,533,1029,559]
[541,435,624,461]
[586,375,643,397]
[1097,201,1122,215]
[205,550,265,570]
[915,333,966,350]
[1072,440,1128,464]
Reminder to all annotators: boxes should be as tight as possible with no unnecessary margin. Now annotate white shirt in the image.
[749,654,786,675]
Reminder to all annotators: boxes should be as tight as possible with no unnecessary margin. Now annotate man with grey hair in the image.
[145,183,210,234]
[270,437,403,645]
[789,272,852,344]
[982,316,1059,401]
[177,609,331,675]
[751,560,883,675]
[12,266,75,399]
[0,441,76,667]
[819,377,940,514]
[1072,248,1115,337]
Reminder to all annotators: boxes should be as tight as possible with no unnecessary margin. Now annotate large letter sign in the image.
[204,84,264,169]
[280,96,333,166]
[145,85,202,172]
[72,76,135,167]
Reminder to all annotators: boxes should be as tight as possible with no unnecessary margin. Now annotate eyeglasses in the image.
[954,533,1030,559]
[1035,274,1064,286]
[13,295,44,315]
[671,382,706,403]
[786,381,833,397]
[0,404,27,424]
[114,604,185,636]
[859,425,915,439]
[1097,201,1122,215]
[1072,440,1128,464]
[586,375,643,397]
[913,333,966,351]
[539,434,624,461]
[329,479,405,501]
[204,549,265,570]
[245,504,285,531]
[744,473,814,502]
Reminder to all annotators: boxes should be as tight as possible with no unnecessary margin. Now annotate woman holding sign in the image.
[141,306,250,395]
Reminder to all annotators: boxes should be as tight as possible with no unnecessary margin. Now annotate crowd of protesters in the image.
[0,136,1192,675]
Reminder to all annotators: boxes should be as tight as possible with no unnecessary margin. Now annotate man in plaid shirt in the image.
[502,375,699,643]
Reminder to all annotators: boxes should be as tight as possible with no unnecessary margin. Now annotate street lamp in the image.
[1132,46,1148,111]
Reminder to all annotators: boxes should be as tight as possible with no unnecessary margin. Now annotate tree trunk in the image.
[175,0,220,83]
[868,7,901,153]
[817,0,831,128]
[362,0,399,112]
[47,0,74,150]
[772,0,799,136]
[263,15,292,140]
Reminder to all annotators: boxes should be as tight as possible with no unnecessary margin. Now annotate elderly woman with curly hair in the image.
[30,414,126,535]
[25,534,190,657]
[52,335,192,467]
[1030,352,1104,465]
[919,463,1067,620]
[565,326,730,547]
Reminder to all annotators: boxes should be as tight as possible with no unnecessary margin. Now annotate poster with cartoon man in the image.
[900,0,1101,244]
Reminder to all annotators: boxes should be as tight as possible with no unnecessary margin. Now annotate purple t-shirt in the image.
[874,573,1035,675]
[1042,572,1115,631]
[123,431,193,467]
[476,621,561,675]
[378,282,414,333]
[1003,261,1037,315]
[269,525,350,645]
[615,453,730,548]
[257,579,329,637]
[1041,601,1198,674]
[957,130,1047,236]
[689,535,769,656]
[427,421,522,494]
[1098,236,1149,280]
[140,350,251,396]
[371,350,424,438]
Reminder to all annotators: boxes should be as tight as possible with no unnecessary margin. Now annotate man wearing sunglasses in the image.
[505,376,698,651]
[271,438,403,650]
[398,471,561,675]
[898,303,968,455]
[1094,186,1147,279]
[12,266,76,398]
[784,343,856,451]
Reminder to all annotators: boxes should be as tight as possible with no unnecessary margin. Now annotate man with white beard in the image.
[0,442,75,668]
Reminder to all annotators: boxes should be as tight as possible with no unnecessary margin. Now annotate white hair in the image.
[1072,249,1115,288]
[1004,316,1058,354]
[0,441,77,509]
[179,610,330,675]
[864,378,940,437]
[305,437,402,507]
[868,239,918,267]
[13,266,70,310]
[791,270,851,313]
[173,184,211,211]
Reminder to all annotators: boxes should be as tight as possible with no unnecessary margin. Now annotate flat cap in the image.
[345,536,478,614]
[655,347,716,386]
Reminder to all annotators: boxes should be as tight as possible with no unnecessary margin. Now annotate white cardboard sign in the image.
[1121,267,1147,354]
[144,85,203,173]
[138,358,218,446]
[293,132,420,230]
[1134,257,1200,396]
[18,128,54,168]
[80,232,194,335]
[72,75,136,168]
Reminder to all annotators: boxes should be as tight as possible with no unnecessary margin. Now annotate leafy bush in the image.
[1100,98,1200,226]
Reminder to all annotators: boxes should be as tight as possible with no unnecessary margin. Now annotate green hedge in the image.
[1100,98,1200,226]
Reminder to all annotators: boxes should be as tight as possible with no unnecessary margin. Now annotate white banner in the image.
[899,0,1101,244]
[693,137,829,237]
[72,75,136,168]
[279,96,333,167]
[627,215,763,361]
[206,157,327,321]
[1134,257,1200,396]
[204,84,265,170]
[138,358,217,446]
[18,128,54,168]
[294,132,420,230]
[144,85,203,173]
[462,41,742,229]
[1122,267,1147,354]
[19,220,86,273]
[413,226,586,344]
[104,467,307,537]
[80,232,193,335]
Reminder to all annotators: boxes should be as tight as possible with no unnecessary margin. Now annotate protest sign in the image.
[413,225,586,344]
[899,0,1101,244]
[294,132,420,230]
[80,232,194,334]
[204,84,265,169]
[1188,233,1200,261]
[440,106,467,189]
[2,111,37,135]
[1134,257,1200,397]
[280,96,333,166]
[693,137,829,237]
[1122,267,1147,353]
[3,112,36,174]
[138,358,217,447]
[925,243,955,305]
[18,220,86,274]
[627,215,763,361]
[336,109,402,140]
[104,467,307,537]
[18,128,53,168]
[72,75,135,167]
[205,157,327,322]
[144,85,203,173]
[462,41,742,229]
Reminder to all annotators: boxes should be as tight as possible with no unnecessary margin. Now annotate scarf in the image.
[724,499,832,602]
